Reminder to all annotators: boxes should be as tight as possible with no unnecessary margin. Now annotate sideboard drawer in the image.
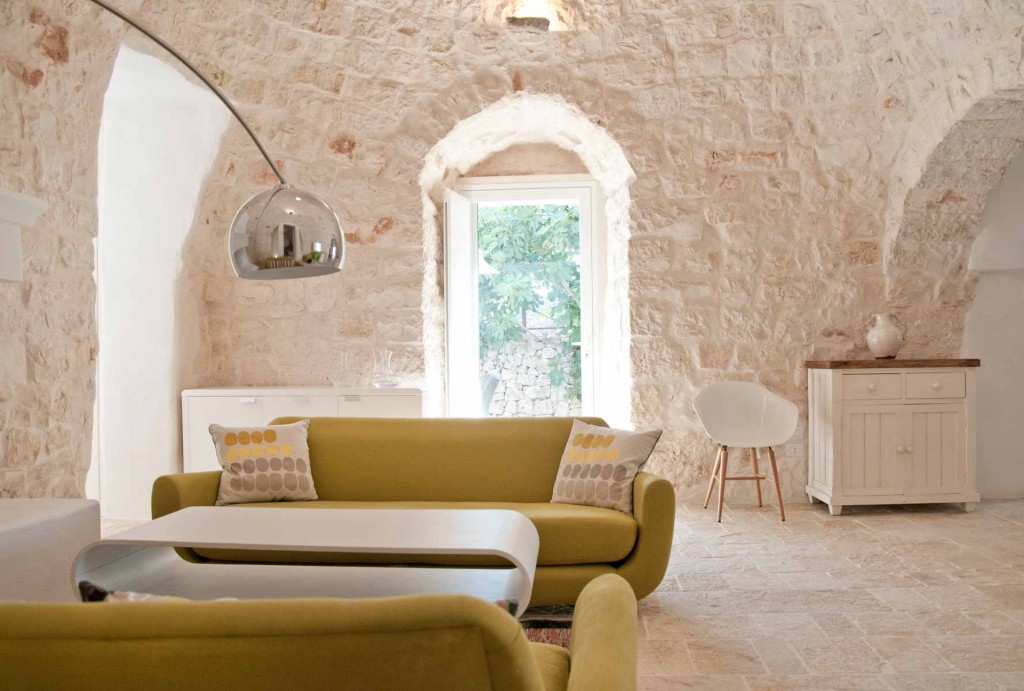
[338,393,421,418]
[262,394,338,421]
[842,373,901,401]
[906,371,966,399]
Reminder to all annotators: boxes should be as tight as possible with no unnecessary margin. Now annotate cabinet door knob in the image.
[932,382,941,390]
[896,445,906,454]
[906,445,914,454]
[867,383,877,392]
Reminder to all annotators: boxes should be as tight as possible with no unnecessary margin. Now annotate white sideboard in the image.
[806,360,980,516]
[182,387,423,473]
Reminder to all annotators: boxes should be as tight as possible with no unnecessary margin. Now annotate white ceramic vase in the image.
[866,313,903,359]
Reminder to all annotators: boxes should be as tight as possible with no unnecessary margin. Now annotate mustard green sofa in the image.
[0,573,637,691]
[153,417,675,605]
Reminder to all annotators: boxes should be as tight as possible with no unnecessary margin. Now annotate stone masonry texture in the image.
[2,0,1024,503]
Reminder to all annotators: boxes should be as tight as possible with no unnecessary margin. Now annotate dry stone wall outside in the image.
[2,0,1024,502]
[482,332,584,418]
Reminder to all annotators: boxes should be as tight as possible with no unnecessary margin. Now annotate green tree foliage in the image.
[478,204,582,402]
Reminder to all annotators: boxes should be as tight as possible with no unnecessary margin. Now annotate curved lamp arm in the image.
[87,0,286,186]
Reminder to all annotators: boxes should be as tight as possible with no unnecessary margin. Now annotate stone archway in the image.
[419,92,636,420]
[887,88,1024,355]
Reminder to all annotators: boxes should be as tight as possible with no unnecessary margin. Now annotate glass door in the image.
[445,181,596,417]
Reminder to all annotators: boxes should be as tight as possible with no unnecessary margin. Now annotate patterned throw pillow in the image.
[550,419,662,514]
[209,419,317,506]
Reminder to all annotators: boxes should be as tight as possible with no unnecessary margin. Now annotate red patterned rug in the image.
[521,604,573,649]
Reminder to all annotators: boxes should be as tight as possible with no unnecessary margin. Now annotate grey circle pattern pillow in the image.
[209,419,317,506]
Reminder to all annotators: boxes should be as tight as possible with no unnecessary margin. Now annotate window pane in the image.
[478,202,582,417]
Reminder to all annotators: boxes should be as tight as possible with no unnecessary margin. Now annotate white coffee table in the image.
[73,507,540,616]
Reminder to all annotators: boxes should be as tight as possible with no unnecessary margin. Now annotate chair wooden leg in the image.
[716,447,729,523]
[703,446,722,509]
[766,447,785,521]
[749,447,763,508]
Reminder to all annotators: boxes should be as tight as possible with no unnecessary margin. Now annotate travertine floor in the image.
[640,499,1024,690]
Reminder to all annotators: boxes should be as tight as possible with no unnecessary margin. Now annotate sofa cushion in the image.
[551,419,661,514]
[210,420,317,506]
[531,643,570,691]
[270,416,608,503]
[191,501,637,566]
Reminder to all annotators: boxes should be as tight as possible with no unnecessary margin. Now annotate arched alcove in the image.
[419,92,635,422]
[886,88,1024,355]
[94,45,229,518]
[962,152,1024,498]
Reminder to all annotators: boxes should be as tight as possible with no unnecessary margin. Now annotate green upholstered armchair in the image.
[0,574,638,691]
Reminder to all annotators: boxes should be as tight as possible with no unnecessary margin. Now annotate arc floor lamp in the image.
[88,0,345,281]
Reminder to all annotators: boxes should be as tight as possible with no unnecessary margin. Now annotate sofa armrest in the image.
[151,472,220,519]
[568,574,637,691]
[151,472,221,563]
[616,471,675,599]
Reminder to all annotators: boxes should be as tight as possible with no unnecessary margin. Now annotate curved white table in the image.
[73,507,540,616]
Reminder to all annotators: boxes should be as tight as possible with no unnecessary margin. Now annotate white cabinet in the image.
[182,387,423,473]
[807,361,979,515]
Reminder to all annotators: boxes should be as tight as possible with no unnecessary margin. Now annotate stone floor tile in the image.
[914,586,999,611]
[750,613,826,638]
[746,675,889,691]
[726,571,790,591]
[644,614,764,640]
[881,673,1001,690]
[988,672,1024,689]
[809,611,863,637]
[787,637,888,673]
[848,611,925,636]
[686,638,768,675]
[636,500,1024,689]
[867,587,936,611]
[961,610,1024,635]
[638,675,748,690]
[638,639,695,676]
[865,636,955,672]
[707,542,772,556]
[657,590,737,616]
[911,611,991,636]
[672,555,759,575]
[778,571,846,591]
[673,573,730,591]
[830,569,922,589]
[978,585,1024,609]
[926,636,1024,672]
[765,542,830,556]
[751,637,808,674]
[949,570,1024,587]
[751,554,856,573]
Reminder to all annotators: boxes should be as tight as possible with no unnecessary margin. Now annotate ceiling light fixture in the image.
[87,0,345,280]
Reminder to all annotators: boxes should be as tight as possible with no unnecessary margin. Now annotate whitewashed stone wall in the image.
[3,0,1024,502]
[0,3,120,498]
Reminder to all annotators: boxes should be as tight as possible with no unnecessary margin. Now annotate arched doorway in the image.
[419,93,635,424]
[887,88,1024,499]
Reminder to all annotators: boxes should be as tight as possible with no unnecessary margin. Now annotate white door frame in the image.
[444,174,607,417]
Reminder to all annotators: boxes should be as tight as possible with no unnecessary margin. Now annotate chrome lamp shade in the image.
[228,185,345,280]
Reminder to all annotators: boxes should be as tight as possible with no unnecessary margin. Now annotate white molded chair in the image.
[692,381,798,522]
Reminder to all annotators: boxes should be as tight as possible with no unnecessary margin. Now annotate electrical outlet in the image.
[785,443,804,458]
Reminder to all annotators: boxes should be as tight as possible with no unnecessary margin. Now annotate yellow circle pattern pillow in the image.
[209,419,317,506]
[551,419,662,514]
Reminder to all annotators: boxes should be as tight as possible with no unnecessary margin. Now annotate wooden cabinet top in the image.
[805,359,980,369]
